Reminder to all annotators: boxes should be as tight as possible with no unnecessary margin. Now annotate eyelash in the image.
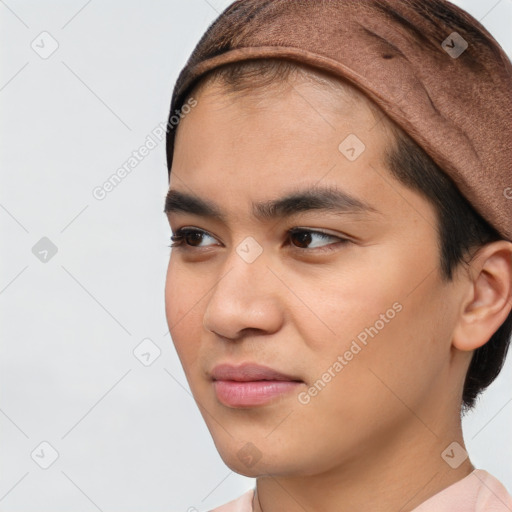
[168,227,350,254]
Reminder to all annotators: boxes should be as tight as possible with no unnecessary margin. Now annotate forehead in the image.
[173,74,392,168]
[168,74,416,225]
[187,64,387,126]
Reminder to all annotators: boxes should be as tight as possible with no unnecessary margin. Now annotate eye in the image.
[169,228,218,249]
[169,227,349,253]
[287,228,349,252]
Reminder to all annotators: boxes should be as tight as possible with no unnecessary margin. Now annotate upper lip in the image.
[210,363,303,382]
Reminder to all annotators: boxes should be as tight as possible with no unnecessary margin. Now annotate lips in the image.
[210,363,302,383]
[210,363,303,407]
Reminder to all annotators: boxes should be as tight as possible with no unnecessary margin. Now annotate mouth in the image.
[210,363,304,408]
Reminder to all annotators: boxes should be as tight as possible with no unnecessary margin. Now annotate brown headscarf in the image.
[166,0,512,241]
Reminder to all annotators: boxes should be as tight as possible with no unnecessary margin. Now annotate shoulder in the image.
[412,469,512,512]
[472,470,512,511]
[209,488,255,512]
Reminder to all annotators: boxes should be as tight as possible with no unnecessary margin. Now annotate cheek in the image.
[327,278,450,416]
[295,245,446,398]
[290,253,407,354]
[165,258,204,369]
[164,258,184,326]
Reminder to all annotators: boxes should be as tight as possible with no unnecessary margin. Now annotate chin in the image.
[211,434,307,478]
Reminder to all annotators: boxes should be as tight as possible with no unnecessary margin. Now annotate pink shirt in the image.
[210,470,512,512]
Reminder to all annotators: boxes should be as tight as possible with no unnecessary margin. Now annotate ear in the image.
[452,241,512,351]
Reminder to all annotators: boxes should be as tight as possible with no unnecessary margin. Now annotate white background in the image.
[1,1,511,510]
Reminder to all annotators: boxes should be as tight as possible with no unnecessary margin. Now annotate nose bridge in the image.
[218,234,273,294]
[202,237,283,338]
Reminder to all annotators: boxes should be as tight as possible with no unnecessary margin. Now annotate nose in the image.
[202,249,284,341]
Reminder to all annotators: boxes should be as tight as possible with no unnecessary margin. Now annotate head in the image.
[164,1,512,479]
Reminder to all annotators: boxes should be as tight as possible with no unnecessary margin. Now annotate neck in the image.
[253,419,474,512]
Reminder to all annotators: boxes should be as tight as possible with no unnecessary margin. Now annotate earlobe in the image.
[452,241,512,352]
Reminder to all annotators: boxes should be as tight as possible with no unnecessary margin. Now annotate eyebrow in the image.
[164,185,381,223]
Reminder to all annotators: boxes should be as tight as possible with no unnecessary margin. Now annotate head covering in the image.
[166,0,512,241]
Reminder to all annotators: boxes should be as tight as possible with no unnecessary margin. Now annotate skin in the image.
[164,74,512,512]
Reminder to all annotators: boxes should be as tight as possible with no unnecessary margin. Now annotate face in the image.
[164,76,466,478]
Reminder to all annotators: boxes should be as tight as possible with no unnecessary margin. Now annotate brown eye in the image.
[170,228,217,249]
[287,228,349,251]
[182,231,204,246]
[290,230,314,249]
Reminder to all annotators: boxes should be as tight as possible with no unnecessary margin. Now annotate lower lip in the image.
[213,380,302,407]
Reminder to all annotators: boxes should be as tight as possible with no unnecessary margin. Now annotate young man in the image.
[163,1,512,510]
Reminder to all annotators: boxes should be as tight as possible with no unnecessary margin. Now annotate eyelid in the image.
[288,226,350,240]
